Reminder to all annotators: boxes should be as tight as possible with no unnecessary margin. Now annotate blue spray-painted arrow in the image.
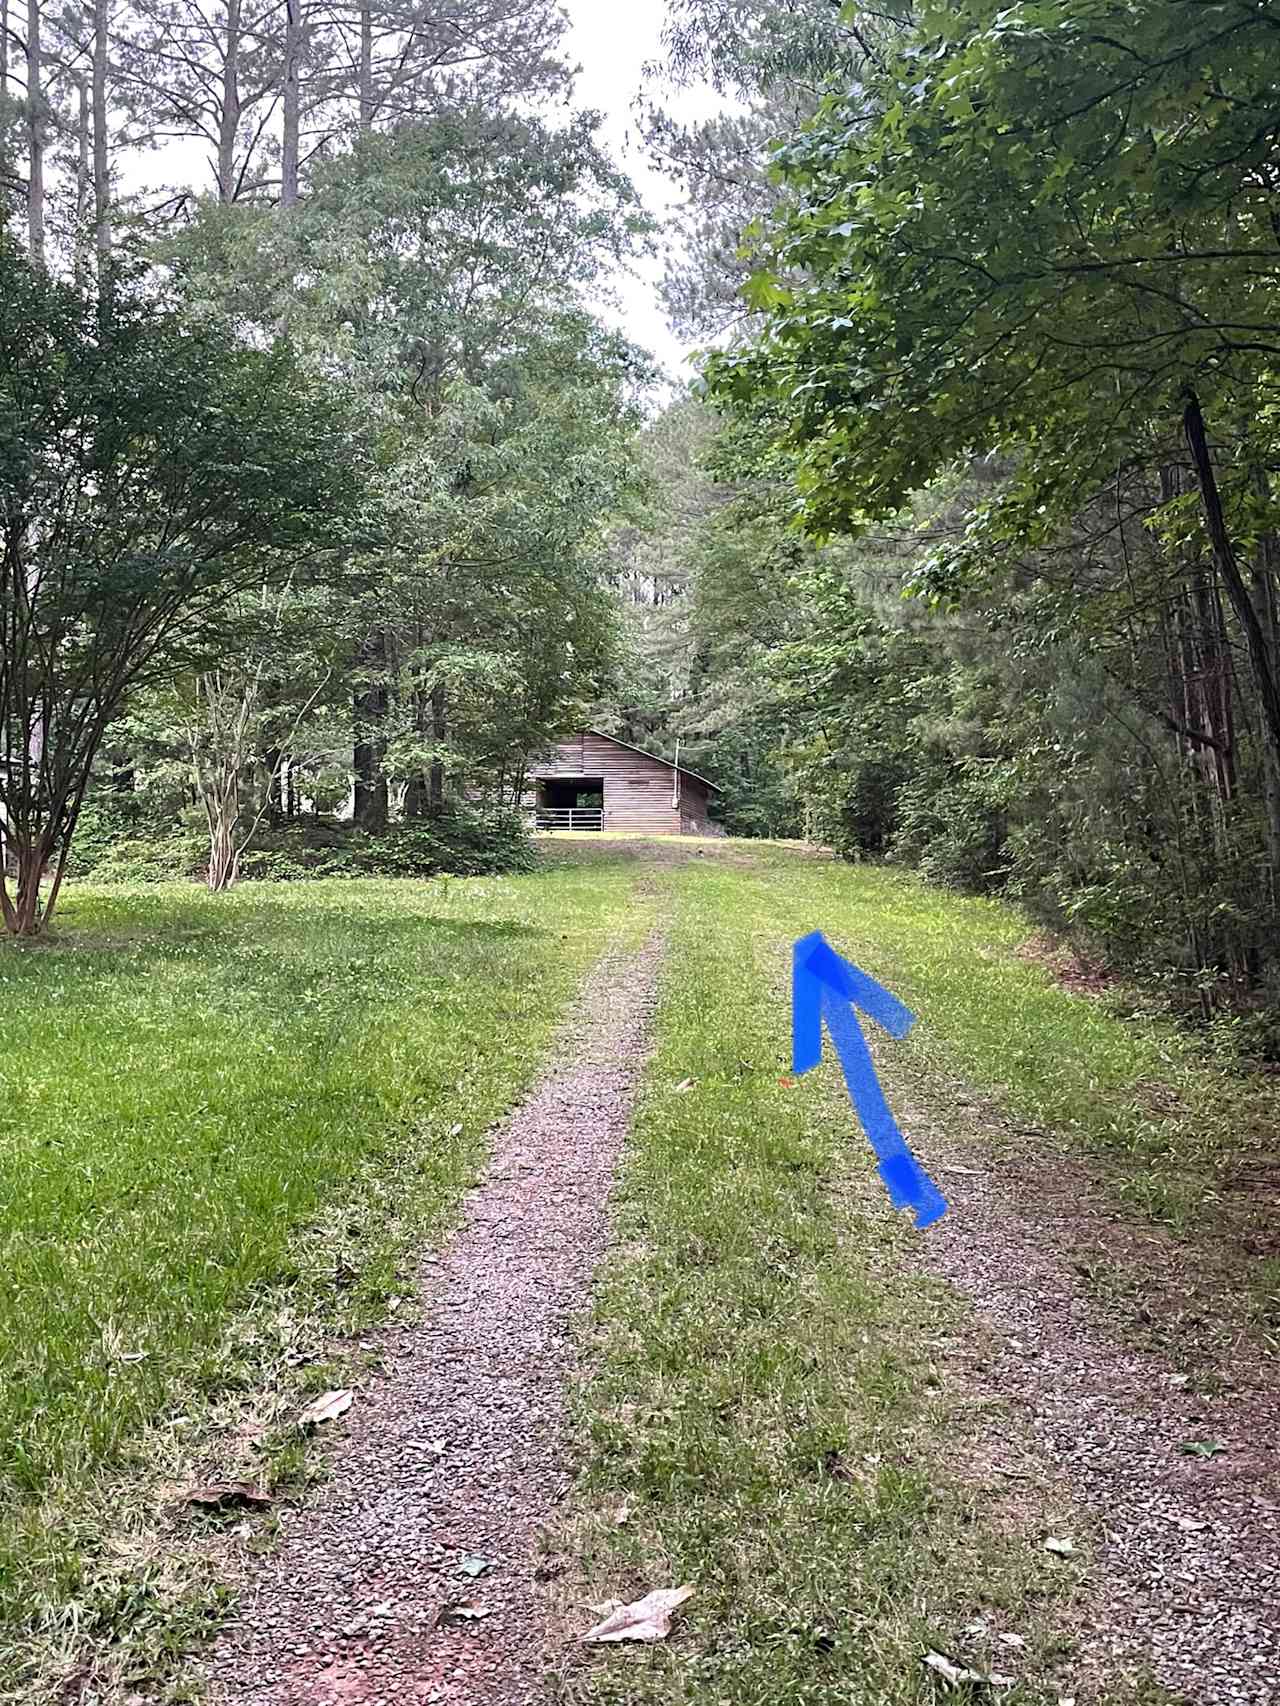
[793,930,948,1229]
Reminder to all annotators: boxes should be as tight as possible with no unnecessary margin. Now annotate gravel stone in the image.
[204,932,663,1705]
[910,1099,1280,1704]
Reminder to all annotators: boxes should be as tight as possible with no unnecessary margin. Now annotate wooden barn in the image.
[526,730,719,836]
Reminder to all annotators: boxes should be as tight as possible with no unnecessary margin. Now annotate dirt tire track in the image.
[907,1093,1280,1704]
[205,930,665,1706]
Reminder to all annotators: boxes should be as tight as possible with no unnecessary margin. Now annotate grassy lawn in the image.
[763,853,1280,1345]
[0,864,647,1697]
[552,846,1251,1704]
[729,849,1280,1240]
[3,840,1270,1699]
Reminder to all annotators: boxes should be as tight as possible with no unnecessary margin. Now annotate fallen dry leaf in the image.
[436,1601,491,1626]
[583,1585,694,1644]
[924,1652,973,1686]
[923,1650,1014,1690]
[996,1632,1026,1649]
[923,1651,1003,1688]
[185,1482,272,1511]
[298,1389,354,1428]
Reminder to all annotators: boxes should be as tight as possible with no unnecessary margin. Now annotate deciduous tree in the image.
[0,243,364,933]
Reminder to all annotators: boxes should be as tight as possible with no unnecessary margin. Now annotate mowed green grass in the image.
[761,852,1280,1232]
[555,849,1197,1705]
[1,841,1258,1699]
[798,856,1187,1140]
[0,865,645,1689]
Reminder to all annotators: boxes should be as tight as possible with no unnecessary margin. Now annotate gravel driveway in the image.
[204,931,664,1706]
[909,1092,1280,1705]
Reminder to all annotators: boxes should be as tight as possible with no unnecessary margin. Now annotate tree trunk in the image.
[0,784,83,938]
[74,74,89,261]
[352,630,388,831]
[92,0,110,261]
[206,788,241,890]
[281,0,301,207]
[353,745,388,829]
[9,832,52,934]
[1254,518,1280,906]
[1184,394,1280,935]
[359,0,373,128]
[403,663,429,818]
[217,0,242,202]
[1183,391,1280,761]
[263,746,283,820]
[109,750,135,794]
[428,683,446,816]
[26,0,43,262]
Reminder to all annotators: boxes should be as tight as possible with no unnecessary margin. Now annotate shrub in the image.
[890,770,1007,893]
[71,808,537,887]
[73,831,208,885]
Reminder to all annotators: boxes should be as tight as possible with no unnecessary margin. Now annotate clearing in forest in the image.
[0,840,1276,1704]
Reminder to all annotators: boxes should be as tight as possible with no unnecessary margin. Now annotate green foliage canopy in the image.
[0,242,366,931]
[708,0,1280,560]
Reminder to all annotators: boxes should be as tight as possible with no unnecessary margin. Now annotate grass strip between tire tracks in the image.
[553,849,1179,1705]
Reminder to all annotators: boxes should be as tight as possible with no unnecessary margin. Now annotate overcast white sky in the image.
[561,0,720,385]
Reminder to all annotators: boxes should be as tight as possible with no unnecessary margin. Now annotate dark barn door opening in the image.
[535,777,604,832]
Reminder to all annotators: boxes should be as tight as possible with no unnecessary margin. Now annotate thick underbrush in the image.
[69,805,537,886]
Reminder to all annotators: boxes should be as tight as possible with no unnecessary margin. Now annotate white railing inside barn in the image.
[529,807,604,832]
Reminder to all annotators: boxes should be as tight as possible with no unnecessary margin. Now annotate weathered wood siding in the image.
[530,733,716,836]
[678,777,714,836]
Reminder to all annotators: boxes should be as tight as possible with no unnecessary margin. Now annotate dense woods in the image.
[609,0,1280,1041]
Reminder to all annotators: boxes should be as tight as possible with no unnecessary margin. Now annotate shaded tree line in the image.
[609,0,1280,1034]
[1,3,650,933]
